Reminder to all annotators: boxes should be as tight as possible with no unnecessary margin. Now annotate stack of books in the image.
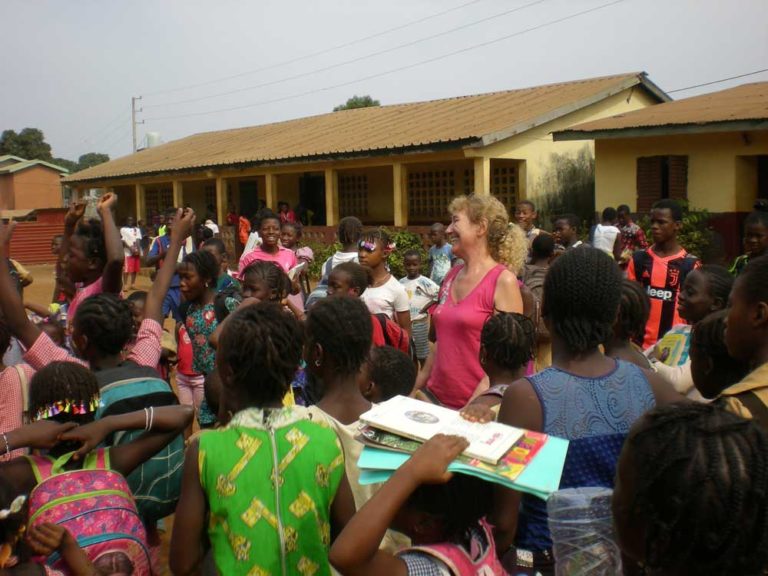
[356,395,569,500]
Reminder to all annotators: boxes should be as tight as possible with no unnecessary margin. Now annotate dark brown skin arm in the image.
[170,440,207,576]
[492,378,544,554]
[95,193,124,295]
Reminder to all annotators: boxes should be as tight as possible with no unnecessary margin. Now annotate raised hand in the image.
[65,202,86,228]
[97,191,118,213]
[404,434,468,485]
[171,207,196,242]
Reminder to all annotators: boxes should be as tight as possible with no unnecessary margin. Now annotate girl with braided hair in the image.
[646,265,733,400]
[171,302,355,576]
[613,402,768,576]
[604,279,652,370]
[416,194,525,409]
[491,247,680,574]
[689,310,749,400]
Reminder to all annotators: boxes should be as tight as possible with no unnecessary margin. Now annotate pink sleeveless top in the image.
[401,519,507,575]
[427,263,506,408]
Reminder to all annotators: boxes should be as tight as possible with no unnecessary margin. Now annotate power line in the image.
[144,0,550,110]
[146,0,628,122]
[667,67,768,93]
[140,0,489,98]
[74,108,129,148]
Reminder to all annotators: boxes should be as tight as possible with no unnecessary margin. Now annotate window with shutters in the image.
[636,156,688,213]
[205,185,217,211]
[145,187,173,217]
[408,170,455,221]
[492,164,517,207]
[339,174,368,217]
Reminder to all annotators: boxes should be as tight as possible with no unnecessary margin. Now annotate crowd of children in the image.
[0,191,768,576]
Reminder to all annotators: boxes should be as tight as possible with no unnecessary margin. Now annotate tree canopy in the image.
[0,127,109,173]
[333,95,380,112]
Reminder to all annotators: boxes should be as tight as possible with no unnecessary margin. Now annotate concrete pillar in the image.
[265,174,278,212]
[215,176,227,225]
[474,157,491,196]
[517,160,527,205]
[324,168,339,227]
[172,180,183,208]
[393,162,408,227]
[135,184,146,222]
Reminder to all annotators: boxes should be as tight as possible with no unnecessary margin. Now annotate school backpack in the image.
[95,362,185,523]
[373,313,415,361]
[26,450,151,575]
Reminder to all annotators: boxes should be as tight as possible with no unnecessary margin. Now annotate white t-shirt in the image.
[120,226,142,257]
[399,275,439,322]
[319,251,359,282]
[361,275,409,320]
[204,220,220,235]
[592,224,620,255]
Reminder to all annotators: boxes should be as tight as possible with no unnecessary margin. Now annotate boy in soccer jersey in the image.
[627,199,701,349]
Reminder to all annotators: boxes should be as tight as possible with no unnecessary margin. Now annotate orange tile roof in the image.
[556,81,768,139]
[65,72,664,183]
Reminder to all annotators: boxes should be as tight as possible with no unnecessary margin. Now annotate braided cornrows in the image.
[481,312,535,371]
[241,261,291,301]
[305,296,372,376]
[337,216,363,247]
[698,265,733,308]
[182,250,219,286]
[28,362,99,424]
[690,310,749,398]
[542,248,622,354]
[616,279,650,344]
[74,293,135,355]
[627,403,768,575]
[218,302,303,406]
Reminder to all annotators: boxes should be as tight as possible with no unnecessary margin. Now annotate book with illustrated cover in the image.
[359,395,524,465]
[359,426,548,484]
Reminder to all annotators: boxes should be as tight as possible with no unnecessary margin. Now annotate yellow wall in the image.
[474,87,660,201]
[594,130,768,212]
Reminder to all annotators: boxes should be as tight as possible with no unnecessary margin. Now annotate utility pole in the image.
[131,96,144,152]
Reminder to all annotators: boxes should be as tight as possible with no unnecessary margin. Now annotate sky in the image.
[2,0,767,163]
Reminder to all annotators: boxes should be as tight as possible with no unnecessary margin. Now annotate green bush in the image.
[637,201,715,259]
[384,228,428,280]
[304,239,341,280]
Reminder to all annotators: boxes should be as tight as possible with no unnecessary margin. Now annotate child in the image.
[0,321,34,462]
[0,361,192,572]
[238,211,297,276]
[170,302,355,575]
[647,265,732,399]
[427,223,454,286]
[306,216,363,308]
[330,435,502,575]
[278,200,296,224]
[613,403,768,576]
[399,250,439,364]
[690,310,749,400]
[361,346,417,403]
[590,207,622,259]
[201,238,239,291]
[59,194,124,330]
[119,216,142,291]
[515,200,541,249]
[281,221,314,311]
[523,234,555,371]
[125,290,175,382]
[720,255,768,431]
[461,312,536,418]
[627,199,701,349]
[604,280,652,370]
[616,204,648,270]
[359,229,410,331]
[50,234,73,307]
[552,213,583,250]
[730,201,768,276]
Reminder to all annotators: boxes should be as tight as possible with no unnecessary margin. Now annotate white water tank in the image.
[146,132,162,148]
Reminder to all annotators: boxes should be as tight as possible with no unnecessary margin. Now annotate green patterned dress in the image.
[199,406,345,575]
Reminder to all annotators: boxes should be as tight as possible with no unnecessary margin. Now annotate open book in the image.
[288,261,308,281]
[359,395,524,465]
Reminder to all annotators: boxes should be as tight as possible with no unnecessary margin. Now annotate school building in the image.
[554,81,768,256]
[0,155,69,211]
[62,72,668,229]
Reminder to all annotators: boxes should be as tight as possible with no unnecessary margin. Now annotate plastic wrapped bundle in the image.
[546,487,622,576]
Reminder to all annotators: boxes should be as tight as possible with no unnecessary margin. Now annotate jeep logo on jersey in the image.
[647,286,674,301]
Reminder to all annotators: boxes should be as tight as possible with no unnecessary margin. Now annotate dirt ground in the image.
[23,265,176,575]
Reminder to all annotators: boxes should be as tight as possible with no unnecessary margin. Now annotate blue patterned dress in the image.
[515,359,655,552]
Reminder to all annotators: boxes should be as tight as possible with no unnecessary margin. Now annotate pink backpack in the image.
[26,450,151,575]
[401,519,507,575]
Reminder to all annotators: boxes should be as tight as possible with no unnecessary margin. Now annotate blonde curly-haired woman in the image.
[414,194,527,408]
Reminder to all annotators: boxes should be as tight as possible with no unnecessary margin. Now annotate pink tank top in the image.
[427,264,506,408]
[400,519,507,575]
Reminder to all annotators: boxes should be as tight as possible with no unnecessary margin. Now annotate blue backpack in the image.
[95,362,184,523]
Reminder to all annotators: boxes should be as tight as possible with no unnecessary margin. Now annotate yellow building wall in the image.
[594,130,768,213]
[472,87,660,202]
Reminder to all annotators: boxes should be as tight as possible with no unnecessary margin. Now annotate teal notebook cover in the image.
[358,436,569,501]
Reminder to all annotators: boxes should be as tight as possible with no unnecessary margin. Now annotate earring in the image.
[314,359,322,368]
